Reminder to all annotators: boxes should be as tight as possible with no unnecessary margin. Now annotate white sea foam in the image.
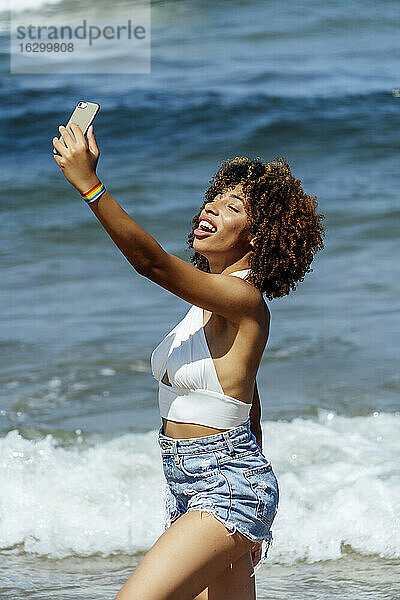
[267,410,400,564]
[0,410,399,563]
[0,429,166,558]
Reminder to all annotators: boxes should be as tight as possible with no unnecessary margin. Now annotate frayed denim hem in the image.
[185,507,273,578]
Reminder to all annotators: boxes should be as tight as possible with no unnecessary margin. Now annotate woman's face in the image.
[193,184,254,262]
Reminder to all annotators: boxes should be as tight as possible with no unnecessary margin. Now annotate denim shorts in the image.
[158,417,279,575]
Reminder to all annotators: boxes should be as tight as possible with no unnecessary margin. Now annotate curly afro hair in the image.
[186,156,325,300]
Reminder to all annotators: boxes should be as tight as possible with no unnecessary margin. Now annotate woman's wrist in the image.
[75,175,101,196]
[81,180,107,204]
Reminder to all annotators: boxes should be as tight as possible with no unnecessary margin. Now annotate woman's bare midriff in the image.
[161,417,232,438]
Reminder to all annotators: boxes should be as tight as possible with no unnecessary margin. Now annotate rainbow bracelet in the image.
[81,181,106,204]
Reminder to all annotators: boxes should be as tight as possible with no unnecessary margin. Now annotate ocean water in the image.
[1,0,400,598]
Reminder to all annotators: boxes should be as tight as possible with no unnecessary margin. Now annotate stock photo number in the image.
[19,42,74,53]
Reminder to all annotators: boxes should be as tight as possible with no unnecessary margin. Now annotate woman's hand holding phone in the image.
[52,123,101,195]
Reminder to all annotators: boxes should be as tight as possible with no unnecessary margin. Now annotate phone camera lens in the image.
[78,102,88,109]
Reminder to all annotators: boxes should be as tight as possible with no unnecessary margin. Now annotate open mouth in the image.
[194,219,217,237]
[194,228,215,238]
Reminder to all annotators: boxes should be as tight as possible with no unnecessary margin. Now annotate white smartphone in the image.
[53,100,100,154]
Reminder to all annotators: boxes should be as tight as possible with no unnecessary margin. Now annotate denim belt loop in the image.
[222,431,236,455]
[172,439,180,464]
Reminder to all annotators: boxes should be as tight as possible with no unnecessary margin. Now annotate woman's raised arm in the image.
[52,122,261,322]
[52,122,167,274]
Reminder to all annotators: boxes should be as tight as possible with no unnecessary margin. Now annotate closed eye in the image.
[204,200,239,212]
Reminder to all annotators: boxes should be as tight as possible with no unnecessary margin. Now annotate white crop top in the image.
[150,269,252,429]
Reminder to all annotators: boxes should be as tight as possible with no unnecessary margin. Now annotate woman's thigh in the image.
[193,549,255,600]
[115,509,254,600]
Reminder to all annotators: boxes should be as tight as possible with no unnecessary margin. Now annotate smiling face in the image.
[193,184,255,272]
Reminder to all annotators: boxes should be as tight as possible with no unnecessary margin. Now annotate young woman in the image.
[53,123,325,600]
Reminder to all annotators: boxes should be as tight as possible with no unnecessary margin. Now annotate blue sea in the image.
[1,0,399,598]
